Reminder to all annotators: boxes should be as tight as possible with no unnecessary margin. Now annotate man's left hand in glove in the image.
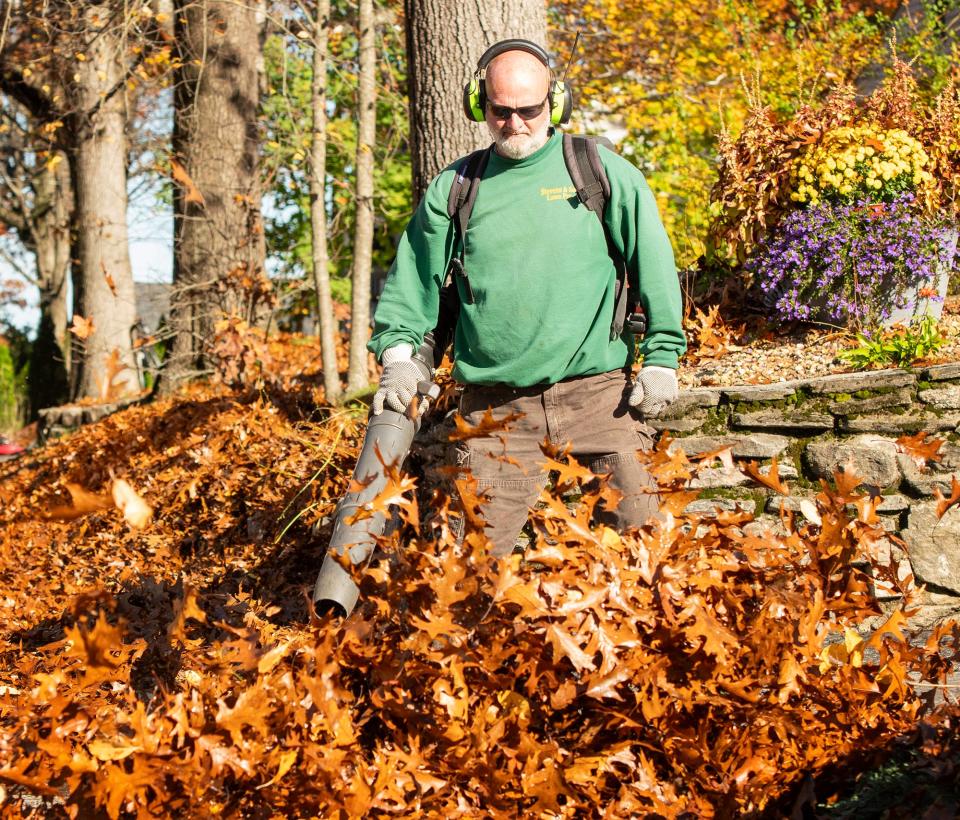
[628,366,678,418]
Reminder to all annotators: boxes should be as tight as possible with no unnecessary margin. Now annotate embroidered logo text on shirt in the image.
[539,185,577,202]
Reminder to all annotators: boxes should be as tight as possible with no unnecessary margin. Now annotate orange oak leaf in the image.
[832,460,865,499]
[453,475,489,530]
[46,482,112,520]
[257,749,298,790]
[170,157,206,206]
[97,348,132,401]
[896,431,945,471]
[69,314,95,340]
[167,586,207,646]
[101,260,117,297]
[682,605,738,663]
[546,623,596,673]
[64,610,127,671]
[448,407,524,441]
[215,686,272,744]
[539,451,599,487]
[741,457,789,495]
[692,445,736,473]
[934,475,960,519]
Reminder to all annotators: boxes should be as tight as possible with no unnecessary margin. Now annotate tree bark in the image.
[0,94,73,407]
[403,0,546,204]
[29,153,72,409]
[346,0,378,391]
[166,0,267,390]
[309,0,341,402]
[68,5,138,401]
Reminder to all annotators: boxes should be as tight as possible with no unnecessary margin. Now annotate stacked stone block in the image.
[659,364,960,618]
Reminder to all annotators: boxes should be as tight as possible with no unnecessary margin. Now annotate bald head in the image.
[484,49,551,102]
[483,49,553,160]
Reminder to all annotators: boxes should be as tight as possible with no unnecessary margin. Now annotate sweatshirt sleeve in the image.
[367,169,457,361]
[599,149,687,370]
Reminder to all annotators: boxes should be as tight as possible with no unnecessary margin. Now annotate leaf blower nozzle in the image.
[311,338,439,618]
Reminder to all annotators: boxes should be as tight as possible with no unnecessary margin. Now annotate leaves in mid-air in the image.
[0,334,957,818]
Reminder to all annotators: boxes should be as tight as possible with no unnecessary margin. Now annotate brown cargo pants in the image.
[455,368,659,556]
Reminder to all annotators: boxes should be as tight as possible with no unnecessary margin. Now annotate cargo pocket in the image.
[631,412,657,452]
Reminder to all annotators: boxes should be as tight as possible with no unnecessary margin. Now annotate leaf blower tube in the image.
[312,327,447,618]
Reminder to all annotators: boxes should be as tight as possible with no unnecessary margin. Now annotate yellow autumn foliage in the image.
[550,0,899,265]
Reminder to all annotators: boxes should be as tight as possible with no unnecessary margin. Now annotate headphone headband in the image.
[475,39,552,72]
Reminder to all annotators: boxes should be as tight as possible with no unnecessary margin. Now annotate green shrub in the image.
[0,341,19,434]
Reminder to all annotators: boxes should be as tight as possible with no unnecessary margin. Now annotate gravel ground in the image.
[678,299,960,389]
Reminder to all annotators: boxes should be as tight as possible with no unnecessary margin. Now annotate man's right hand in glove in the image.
[372,344,422,415]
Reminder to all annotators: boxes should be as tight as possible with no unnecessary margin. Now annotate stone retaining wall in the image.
[37,395,146,442]
[658,363,960,622]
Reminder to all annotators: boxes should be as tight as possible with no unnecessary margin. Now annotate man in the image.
[368,40,686,556]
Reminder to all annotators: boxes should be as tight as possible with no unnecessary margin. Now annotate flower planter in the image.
[754,198,957,331]
[793,224,958,329]
[882,225,958,328]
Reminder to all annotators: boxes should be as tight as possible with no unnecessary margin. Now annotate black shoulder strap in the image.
[431,151,489,365]
[563,134,612,218]
[447,146,493,251]
[562,134,633,340]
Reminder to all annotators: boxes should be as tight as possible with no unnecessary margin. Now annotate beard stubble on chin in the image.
[488,122,550,160]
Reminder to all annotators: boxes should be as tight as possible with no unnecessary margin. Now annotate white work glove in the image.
[628,366,679,418]
[372,344,423,415]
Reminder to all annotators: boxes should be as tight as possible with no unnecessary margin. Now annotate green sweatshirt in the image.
[369,130,686,386]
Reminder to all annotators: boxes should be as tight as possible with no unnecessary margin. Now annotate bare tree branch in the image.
[0,0,13,58]
[0,242,37,284]
[0,163,34,237]
[0,66,56,124]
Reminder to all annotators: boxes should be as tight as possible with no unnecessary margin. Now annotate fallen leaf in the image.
[101,261,117,297]
[546,623,596,673]
[70,314,95,340]
[87,738,142,761]
[896,431,944,471]
[46,483,112,520]
[256,749,298,789]
[741,457,789,495]
[448,407,525,441]
[112,478,153,529]
[934,475,960,519]
[170,157,206,206]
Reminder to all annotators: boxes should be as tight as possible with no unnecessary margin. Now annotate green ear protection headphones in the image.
[462,39,573,126]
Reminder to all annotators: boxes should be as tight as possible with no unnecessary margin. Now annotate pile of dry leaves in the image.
[1,334,959,818]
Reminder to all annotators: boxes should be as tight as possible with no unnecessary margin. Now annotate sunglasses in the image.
[486,95,549,121]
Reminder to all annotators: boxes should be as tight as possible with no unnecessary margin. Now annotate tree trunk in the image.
[310,0,341,402]
[166,0,266,390]
[346,0,377,391]
[0,108,73,410]
[29,153,72,410]
[403,0,546,204]
[68,7,138,401]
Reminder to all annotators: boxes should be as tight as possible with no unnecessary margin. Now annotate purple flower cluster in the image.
[747,193,948,329]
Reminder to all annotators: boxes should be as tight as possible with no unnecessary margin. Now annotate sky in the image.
[1,195,174,337]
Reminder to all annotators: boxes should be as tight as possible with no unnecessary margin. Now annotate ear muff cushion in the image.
[463,77,485,122]
[550,80,573,126]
